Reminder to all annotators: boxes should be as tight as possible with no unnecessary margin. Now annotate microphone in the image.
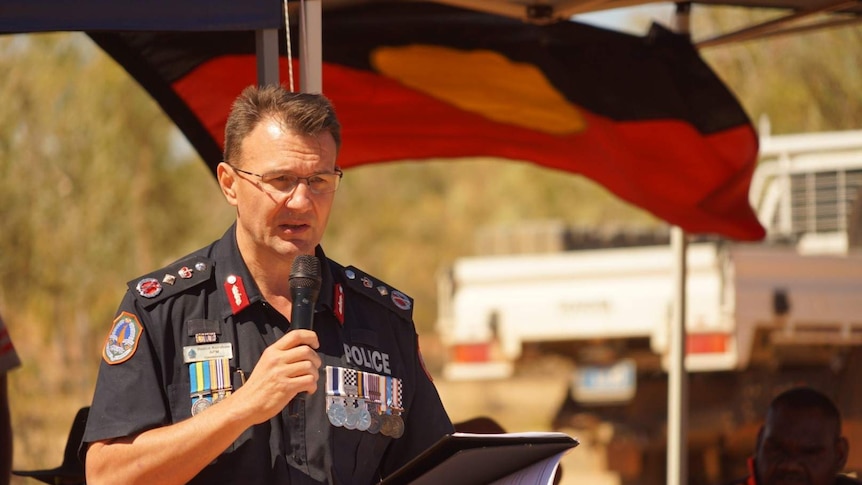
[287,255,322,418]
[289,255,322,331]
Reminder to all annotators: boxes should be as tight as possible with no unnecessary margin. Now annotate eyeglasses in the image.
[230,165,343,195]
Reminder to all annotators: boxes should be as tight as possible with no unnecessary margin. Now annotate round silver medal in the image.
[344,400,359,430]
[328,398,347,427]
[191,398,211,416]
[357,404,372,431]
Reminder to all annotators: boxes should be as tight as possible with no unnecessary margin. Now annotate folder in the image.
[380,431,579,485]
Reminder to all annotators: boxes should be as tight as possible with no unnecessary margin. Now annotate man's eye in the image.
[267,174,295,185]
[308,175,325,185]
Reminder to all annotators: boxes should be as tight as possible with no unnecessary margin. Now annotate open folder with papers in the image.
[380,431,579,485]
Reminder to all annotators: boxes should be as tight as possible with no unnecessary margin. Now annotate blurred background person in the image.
[728,386,860,485]
[12,407,88,485]
[0,312,22,485]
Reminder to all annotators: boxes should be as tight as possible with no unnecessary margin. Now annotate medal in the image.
[188,358,232,415]
[191,396,212,415]
[380,415,395,437]
[356,400,371,431]
[382,375,406,438]
[390,414,405,438]
[344,398,359,430]
[327,397,347,427]
[367,410,382,434]
[325,365,407,436]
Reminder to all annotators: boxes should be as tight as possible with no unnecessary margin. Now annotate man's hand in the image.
[86,329,322,485]
[234,329,321,423]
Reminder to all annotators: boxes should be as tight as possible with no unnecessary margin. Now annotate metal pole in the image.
[299,0,323,93]
[255,29,280,87]
[667,7,691,483]
[667,225,689,485]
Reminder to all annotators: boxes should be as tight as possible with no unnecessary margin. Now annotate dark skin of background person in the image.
[744,387,857,485]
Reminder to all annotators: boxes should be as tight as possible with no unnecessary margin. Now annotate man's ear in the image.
[835,436,849,472]
[755,425,765,452]
[217,162,239,206]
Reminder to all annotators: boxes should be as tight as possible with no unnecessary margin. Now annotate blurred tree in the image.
[0,33,233,469]
[696,8,862,134]
[323,159,654,330]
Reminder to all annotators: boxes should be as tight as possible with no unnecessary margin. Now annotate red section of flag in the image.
[175,56,762,240]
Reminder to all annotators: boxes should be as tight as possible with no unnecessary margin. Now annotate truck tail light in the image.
[686,333,729,354]
[452,343,490,362]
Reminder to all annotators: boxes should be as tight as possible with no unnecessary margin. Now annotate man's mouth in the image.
[772,473,809,485]
[281,223,308,232]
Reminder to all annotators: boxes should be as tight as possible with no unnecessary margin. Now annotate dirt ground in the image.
[433,361,621,485]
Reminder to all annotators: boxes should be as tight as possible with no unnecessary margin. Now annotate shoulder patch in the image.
[103,311,143,365]
[128,256,214,307]
[341,266,414,321]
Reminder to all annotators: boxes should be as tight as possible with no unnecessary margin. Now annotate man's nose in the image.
[283,180,314,207]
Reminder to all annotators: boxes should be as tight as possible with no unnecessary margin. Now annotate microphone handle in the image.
[289,287,317,331]
[288,287,317,415]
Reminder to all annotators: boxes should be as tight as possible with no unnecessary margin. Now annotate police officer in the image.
[83,85,454,485]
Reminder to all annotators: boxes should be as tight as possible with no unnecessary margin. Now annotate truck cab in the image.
[435,128,862,484]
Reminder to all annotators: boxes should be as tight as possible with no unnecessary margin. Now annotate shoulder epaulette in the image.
[127,256,215,308]
[339,265,414,322]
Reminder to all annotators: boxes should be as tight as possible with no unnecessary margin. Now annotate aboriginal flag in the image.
[88,1,764,240]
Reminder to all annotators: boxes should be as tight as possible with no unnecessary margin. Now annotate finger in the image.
[271,329,319,351]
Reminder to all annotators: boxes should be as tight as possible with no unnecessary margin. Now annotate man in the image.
[730,386,859,485]
[0,312,21,485]
[83,85,454,484]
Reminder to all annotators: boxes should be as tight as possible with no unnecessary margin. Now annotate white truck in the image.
[435,128,862,484]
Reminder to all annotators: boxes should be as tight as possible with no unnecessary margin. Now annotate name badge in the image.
[183,343,234,363]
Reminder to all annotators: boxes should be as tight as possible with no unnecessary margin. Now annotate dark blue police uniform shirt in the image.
[83,224,454,484]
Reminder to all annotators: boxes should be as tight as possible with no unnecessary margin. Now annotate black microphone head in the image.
[289,255,322,292]
[289,255,322,331]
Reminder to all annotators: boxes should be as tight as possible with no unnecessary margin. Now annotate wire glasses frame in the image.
[229,165,343,195]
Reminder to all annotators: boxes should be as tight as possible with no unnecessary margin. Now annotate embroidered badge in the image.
[334,283,345,325]
[224,274,250,314]
[103,312,143,365]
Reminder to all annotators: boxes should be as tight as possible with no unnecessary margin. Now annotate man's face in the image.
[755,406,848,485]
[219,118,338,262]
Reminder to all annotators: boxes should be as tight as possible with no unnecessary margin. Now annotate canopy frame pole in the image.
[667,6,691,485]
[255,29,280,87]
[667,225,689,485]
[696,0,858,48]
[299,0,323,93]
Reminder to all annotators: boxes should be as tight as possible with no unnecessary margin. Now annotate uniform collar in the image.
[213,224,262,319]
[315,245,335,314]
[213,223,335,318]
